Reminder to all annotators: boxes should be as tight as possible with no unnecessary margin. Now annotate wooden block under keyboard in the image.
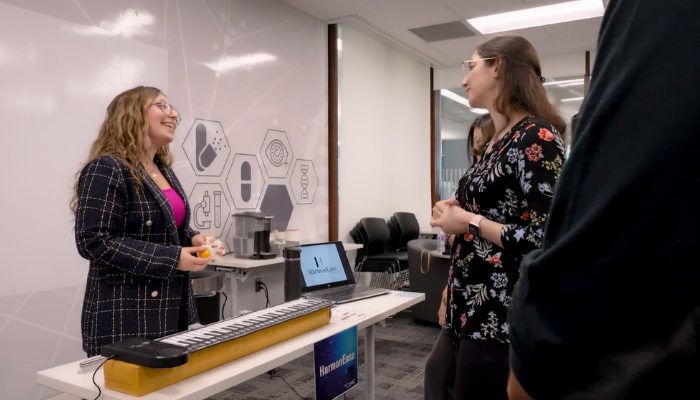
[103,307,331,397]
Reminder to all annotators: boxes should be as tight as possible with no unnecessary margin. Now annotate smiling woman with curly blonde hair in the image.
[71,86,223,357]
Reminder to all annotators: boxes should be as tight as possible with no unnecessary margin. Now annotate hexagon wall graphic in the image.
[226,154,265,210]
[259,184,294,232]
[289,159,318,205]
[187,183,231,238]
[183,118,231,176]
[259,129,293,178]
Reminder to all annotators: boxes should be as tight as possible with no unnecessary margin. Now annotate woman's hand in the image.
[192,234,213,247]
[431,205,474,234]
[432,197,459,219]
[447,234,455,245]
[438,285,448,328]
[508,371,537,400]
[192,233,225,257]
[177,246,210,272]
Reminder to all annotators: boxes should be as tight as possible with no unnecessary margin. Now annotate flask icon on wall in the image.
[187,183,230,238]
[214,191,222,228]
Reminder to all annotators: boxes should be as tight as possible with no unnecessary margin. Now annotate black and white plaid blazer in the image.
[75,155,199,357]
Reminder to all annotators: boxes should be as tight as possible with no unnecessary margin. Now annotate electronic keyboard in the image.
[102,298,333,396]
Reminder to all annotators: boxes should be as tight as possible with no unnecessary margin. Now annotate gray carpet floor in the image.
[206,311,440,400]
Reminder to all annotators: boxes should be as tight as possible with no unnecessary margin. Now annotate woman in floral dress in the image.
[429,35,566,399]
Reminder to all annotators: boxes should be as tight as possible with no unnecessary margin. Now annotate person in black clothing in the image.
[429,35,566,399]
[425,114,496,400]
[507,0,700,399]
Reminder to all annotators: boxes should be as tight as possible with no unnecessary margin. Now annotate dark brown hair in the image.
[468,114,495,162]
[476,35,566,135]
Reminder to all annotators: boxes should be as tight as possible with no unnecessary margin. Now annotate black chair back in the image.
[349,222,365,267]
[394,212,420,250]
[387,216,401,251]
[360,217,391,256]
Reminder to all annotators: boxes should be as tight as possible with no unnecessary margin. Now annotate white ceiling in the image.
[283,0,599,135]
[282,0,602,74]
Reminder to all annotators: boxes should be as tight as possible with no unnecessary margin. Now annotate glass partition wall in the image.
[435,89,484,200]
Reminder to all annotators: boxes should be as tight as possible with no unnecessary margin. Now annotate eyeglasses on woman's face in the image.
[462,57,497,76]
[150,102,181,125]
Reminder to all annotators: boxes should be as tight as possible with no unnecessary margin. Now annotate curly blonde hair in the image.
[70,86,174,214]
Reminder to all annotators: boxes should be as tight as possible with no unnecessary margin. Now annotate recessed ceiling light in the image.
[440,89,489,114]
[544,78,584,87]
[558,81,585,87]
[467,0,604,35]
[561,97,584,102]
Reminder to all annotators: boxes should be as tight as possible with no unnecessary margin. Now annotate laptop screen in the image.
[299,242,355,291]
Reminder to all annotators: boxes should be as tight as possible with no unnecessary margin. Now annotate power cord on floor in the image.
[269,374,312,400]
[92,356,114,399]
[221,291,228,320]
[258,281,271,308]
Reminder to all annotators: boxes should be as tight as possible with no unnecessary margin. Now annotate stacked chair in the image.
[349,213,420,290]
[393,212,421,250]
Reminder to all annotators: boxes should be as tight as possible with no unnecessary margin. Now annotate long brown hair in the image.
[468,114,495,159]
[476,35,566,135]
[70,86,174,214]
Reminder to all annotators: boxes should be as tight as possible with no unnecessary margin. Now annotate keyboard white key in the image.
[155,299,332,352]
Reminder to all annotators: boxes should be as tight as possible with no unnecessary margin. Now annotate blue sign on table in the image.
[314,326,358,400]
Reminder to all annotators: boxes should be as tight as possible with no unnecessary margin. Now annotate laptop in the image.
[298,241,390,304]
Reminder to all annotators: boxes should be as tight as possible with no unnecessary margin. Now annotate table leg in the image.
[365,323,375,400]
[221,270,239,318]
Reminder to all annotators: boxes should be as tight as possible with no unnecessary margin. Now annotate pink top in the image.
[162,188,186,228]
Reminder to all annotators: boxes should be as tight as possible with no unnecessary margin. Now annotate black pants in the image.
[454,337,510,400]
[425,330,509,400]
[424,329,456,400]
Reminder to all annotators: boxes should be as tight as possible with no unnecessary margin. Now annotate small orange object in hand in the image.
[198,248,211,259]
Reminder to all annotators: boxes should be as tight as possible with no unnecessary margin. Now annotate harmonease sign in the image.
[314,326,358,399]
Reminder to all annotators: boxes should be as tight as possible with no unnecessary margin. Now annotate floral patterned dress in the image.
[445,116,565,345]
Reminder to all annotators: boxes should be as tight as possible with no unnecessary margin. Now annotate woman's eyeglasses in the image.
[151,102,182,125]
[462,57,497,76]
[461,58,546,83]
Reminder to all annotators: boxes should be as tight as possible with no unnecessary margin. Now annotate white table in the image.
[419,227,441,237]
[213,242,363,317]
[213,242,363,269]
[36,291,425,400]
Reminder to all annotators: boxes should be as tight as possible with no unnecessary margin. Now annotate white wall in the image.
[0,1,326,399]
[338,23,432,241]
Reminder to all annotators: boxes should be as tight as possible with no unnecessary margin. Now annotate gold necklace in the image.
[143,163,159,180]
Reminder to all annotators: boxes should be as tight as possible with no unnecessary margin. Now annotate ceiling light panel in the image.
[467,0,605,34]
